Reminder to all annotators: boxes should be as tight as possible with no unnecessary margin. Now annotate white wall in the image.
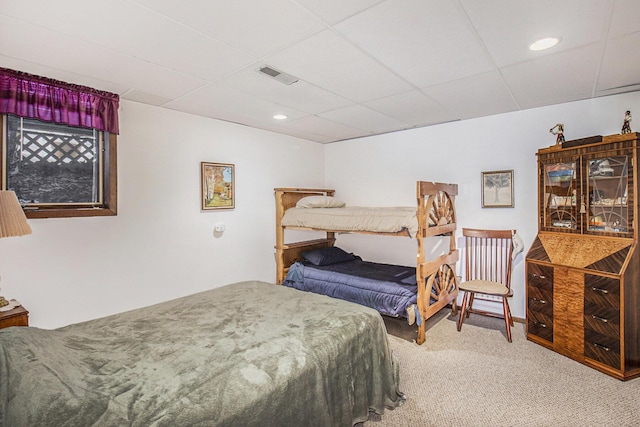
[0,100,325,328]
[324,91,640,319]
[2,92,638,328]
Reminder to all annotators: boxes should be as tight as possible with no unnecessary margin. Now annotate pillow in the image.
[301,247,357,266]
[296,196,346,208]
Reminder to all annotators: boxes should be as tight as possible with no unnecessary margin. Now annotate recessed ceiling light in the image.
[529,37,560,51]
[273,114,287,120]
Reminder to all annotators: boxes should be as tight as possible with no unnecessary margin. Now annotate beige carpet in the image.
[366,311,640,427]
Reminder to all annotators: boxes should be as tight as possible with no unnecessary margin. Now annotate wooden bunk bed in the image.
[275,181,459,344]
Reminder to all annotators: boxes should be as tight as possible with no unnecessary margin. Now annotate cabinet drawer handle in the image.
[592,287,609,294]
[591,315,608,323]
[594,343,610,352]
[532,273,547,279]
[531,297,547,304]
[533,321,547,328]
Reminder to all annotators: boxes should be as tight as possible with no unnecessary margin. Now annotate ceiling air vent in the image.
[258,66,298,85]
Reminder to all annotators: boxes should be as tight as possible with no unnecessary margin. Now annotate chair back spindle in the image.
[464,229,514,289]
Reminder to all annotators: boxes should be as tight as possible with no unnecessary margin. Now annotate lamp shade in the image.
[0,191,32,238]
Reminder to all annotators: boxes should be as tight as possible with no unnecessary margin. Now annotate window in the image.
[0,67,119,218]
[1,114,117,218]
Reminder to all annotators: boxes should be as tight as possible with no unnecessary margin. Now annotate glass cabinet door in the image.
[585,154,631,235]
[543,160,579,231]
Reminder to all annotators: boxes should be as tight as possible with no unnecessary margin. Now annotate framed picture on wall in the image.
[482,170,514,208]
[201,162,235,210]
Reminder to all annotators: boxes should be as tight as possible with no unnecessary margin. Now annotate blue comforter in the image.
[283,259,417,318]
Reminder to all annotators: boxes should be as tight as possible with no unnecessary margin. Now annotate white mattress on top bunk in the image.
[281,206,418,237]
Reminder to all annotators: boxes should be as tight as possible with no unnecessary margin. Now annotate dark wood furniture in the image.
[0,305,29,328]
[526,133,640,380]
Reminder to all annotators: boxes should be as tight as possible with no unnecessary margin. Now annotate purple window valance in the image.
[0,67,119,134]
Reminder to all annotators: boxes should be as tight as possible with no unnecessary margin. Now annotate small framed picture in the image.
[482,170,514,208]
[201,162,235,210]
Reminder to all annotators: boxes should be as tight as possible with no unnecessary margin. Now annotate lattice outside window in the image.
[1,114,117,218]
[6,115,102,205]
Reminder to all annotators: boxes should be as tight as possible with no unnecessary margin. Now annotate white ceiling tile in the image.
[0,55,128,96]
[609,0,640,38]
[1,0,254,80]
[364,90,459,126]
[596,84,640,98]
[265,30,413,102]
[165,83,308,126]
[0,15,206,99]
[461,0,612,67]
[502,45,602,109]
[121,90,173,107]
[336,0,494,87]
[1,0,637,143]
[266,126,333,143]
[217,65,352,114]
[284,116,369,141]
[132,0,326,58]
[319,104,408,133]
[296,0,386,25]
[264,121,347,143]
[423,71,519,119]
[597,32,640,92]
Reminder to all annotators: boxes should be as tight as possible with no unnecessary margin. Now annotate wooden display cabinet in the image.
[526,133,640,380]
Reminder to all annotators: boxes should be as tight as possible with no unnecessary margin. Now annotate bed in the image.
[284,250,419,318]
[0,281,403,427]
[275,181,459,345]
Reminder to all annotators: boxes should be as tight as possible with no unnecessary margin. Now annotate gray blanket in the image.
[0,281,403,426]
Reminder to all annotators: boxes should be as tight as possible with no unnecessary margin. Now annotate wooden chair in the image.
[457,228,515,342]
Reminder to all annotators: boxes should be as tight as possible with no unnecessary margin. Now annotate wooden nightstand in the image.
[0,305,29,329]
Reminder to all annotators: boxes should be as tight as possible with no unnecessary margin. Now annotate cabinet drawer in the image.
[527,264,553,291]
[584,275,620,309]
[528,286,553,316]
[584,329,621,370]
[584,305,620,339]
[527,263,554,342]
[528,310,553,342]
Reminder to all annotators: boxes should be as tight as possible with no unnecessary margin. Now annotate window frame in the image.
[0,115,117,219]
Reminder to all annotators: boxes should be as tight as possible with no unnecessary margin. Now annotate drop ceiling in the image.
[1,0,639,143]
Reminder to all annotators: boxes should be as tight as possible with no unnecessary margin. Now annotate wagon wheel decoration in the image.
[429,190,455,226]
[428,262,457,299]
[419,264,458,315]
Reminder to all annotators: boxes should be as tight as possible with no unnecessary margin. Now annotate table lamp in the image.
[0,190,32,308]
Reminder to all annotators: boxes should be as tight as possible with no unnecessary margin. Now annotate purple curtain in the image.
[0,67,119,134]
